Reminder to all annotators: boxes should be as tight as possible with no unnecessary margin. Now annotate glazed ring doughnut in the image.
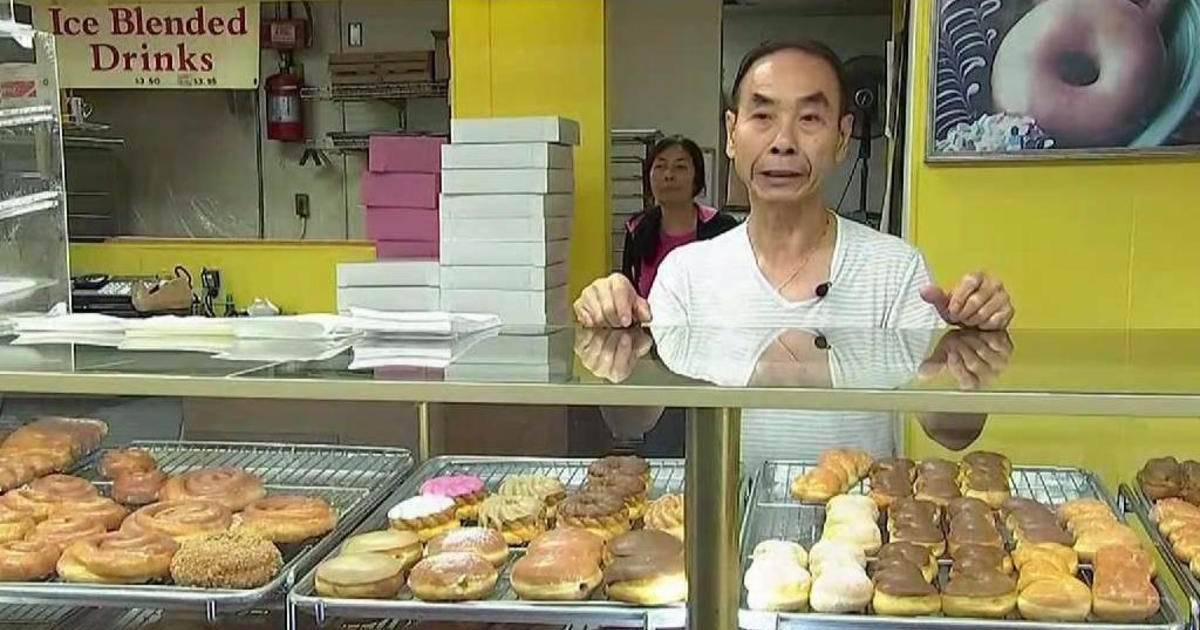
[236,495,337,543]
[991,0,1166,147]
[99,449,158,480]
[0,540,61,582]
[57,529,178,584]
[159,468,266,512]
[122,499,233,542]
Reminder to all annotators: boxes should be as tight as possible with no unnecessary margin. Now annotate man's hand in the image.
[574,327,654,383]
[920,272,1014,330]
[918,329,1013,390]
[573,273,653,328]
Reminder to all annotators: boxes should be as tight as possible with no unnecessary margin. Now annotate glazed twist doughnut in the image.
[29,474,99,502]
[122,499,232,542]
[58,529,178,584]
[51,497,129,531]
[0,540,61,582]
[27,514,106,551]
[236,495,337,543]
[99,449,158,480]
[159,468,266,511]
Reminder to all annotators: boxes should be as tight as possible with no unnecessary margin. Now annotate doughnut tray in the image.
[1122,483,1200,630]
[0,441,413,620]
[739,461,1186,630]
[289,455,688,630]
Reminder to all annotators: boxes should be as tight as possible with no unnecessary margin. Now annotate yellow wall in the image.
[907,1,1200,330]
[69,239,375,314]
[449,0,609,299]
[904,1,1200,492]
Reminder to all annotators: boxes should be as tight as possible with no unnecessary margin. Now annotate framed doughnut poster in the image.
[928,0,1200,161]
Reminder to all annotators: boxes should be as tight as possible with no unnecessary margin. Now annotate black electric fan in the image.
[843,55,886,226]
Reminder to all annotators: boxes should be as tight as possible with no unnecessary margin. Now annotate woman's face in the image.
[649,145,697,206]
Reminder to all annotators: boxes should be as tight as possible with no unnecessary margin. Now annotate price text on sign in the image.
[33,3,260,89]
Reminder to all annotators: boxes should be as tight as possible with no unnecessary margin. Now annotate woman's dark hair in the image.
[644,135,706,198]
[728,39,849,117]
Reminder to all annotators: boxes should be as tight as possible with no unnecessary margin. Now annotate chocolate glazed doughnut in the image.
[992,0,1166,146]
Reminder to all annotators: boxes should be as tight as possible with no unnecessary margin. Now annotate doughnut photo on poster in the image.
[930,0,1200,159]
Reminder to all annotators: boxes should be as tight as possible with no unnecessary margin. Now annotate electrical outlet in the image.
[348,22,363,47]
[295,193,311,219]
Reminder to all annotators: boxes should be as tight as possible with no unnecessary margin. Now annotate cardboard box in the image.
[338,261,440,288]
[440,215,571,242]
[440,287,569,325]
[368,135,445,173]
[365,207,439,242]
[442,169,573,195]
[337,286,441,311]
[440,193,572,219]
[361,172,440,208]
[441,142,572,170]
[440,239,569,267]
[451,117,580,146]
[440,262,568,291]
[375,240,439,260]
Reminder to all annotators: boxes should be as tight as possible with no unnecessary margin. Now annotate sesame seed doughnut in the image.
[169,530,282,589]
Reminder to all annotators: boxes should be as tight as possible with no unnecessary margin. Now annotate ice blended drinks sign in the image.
[33,4,260,89]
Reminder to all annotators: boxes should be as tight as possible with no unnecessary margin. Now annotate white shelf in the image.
[0,190,59,221]
[0,105,55,129]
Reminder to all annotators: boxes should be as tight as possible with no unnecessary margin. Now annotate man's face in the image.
[725,50,853,207]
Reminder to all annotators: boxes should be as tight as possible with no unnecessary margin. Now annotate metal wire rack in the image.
[290,456,687,630]
[0,441,413,621]
[740,461,1185,630]
[1123,482,1200,630]
[0,603,88,629]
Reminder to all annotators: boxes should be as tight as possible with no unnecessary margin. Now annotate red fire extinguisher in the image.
[265,68,304,142]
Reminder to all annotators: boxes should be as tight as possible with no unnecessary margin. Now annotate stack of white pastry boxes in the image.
[438,117,577,380]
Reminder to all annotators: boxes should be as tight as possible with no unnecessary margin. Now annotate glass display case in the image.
[0,13,70,317]
[0,326,1199,630]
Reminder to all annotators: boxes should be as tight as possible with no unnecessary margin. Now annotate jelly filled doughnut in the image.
[992,0,1166,147]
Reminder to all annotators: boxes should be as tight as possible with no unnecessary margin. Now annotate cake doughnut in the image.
[588,455,650,485]
[744,553,812,612]
[0,504,35,544]
[99,449,158,480]
[420,475,487,522]
[122,499,233,542]
[27,514,106,551]
[112,470,168,506]
[159,468,266,512]
[557,492,630,542]
[477,495,547,545]
[512,550,603,601]
[29,474,99,502]
[315,552,405,599]
[584,474,648,521]
[408,551,499,601]
[1018,576,1092,622]
[387,495,460,542]
[426,527,509,567]
[498,475,566,519]
[169,530,282,589]
[52,496,129,531]
[526,527,607,568]
[991,0,1166,147]
[0,539,61,581]
[340,530,422,572]
[644,494,684,541]
[58,529,178,584]
[236,495,337,544]
[604,530,687,605]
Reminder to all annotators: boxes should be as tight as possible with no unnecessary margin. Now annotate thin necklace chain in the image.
[750,212,832,293]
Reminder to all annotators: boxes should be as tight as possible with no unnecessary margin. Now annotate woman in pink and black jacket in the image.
[621,135,740,298]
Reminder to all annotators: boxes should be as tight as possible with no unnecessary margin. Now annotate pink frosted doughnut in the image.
[420,475,485,499]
